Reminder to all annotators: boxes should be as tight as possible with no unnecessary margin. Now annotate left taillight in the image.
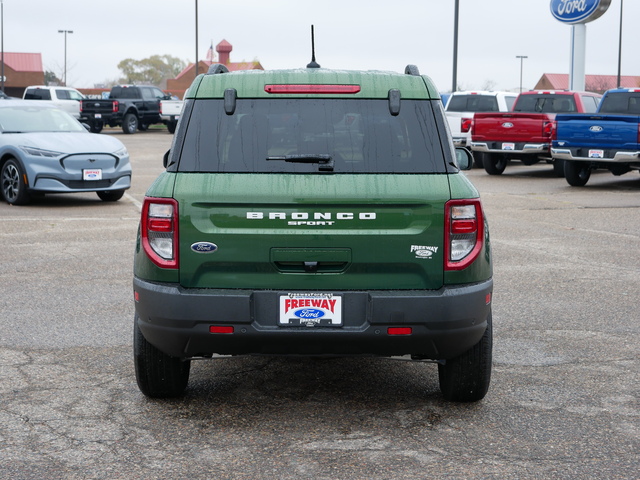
[461,117,473,133]
[543,120,556,140]
[141,197,179,269]
[445,199,484,271]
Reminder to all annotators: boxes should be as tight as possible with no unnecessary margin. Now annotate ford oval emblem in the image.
[190,242,218,253]
[589,125,603,132]
[293,308,325,319]
[502,122,514,128]
[550,0,611,25]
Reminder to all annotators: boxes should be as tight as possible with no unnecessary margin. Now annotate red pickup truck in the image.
[470,91,601,175]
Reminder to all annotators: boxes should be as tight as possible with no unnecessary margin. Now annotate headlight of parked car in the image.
[113,147,128,158]
[19,146,63,158]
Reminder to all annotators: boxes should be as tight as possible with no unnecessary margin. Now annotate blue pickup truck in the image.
[551,88,640,186]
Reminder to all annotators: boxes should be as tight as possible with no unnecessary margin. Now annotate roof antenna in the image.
[307,25,321,69]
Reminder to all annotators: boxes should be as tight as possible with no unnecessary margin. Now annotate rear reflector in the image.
[210,326,234,334]
[387,327,412,336]
[265,84,361,94]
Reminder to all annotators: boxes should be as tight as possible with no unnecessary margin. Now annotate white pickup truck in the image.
[23,86,86,119]
[160,99,183,134]
[445,91,517,166]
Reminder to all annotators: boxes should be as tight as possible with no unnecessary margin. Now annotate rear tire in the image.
[472,151,484,169]
[438,311,492,402]
[89,121,104,133]
[167,120,177,134]
[97,189,125,202]
[1,158,31,205]
[122,113,138,134]
[564,160,591,186]
[483,154,508,175]
[134,315,190,398]
[552,159,565,177]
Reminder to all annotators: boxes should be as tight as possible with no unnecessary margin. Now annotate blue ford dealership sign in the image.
[550,0,611,24]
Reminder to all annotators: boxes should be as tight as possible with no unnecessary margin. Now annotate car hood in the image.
[6,132,125,154]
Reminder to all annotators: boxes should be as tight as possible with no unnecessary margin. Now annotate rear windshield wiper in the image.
[267,154,334,172]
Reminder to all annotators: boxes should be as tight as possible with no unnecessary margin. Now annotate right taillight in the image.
[112,100,119,113]
[445,199,484,271]
[141,197,179,268]
[461,117,473,133]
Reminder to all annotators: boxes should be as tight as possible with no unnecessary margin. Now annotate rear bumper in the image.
[471,141,549,155]
[552,148,640,164]
[133,276,493,360]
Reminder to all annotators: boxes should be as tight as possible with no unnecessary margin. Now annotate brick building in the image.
[166,40,263,98]
[534,73,640,94]
[0,52,45,97]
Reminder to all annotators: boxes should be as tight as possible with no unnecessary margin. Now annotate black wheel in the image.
[122,113,138,134]
[138,122,149,131]
[1,158,31,205]
[167,120,177,134]
[438,311,492,402]
[472,151,484,169]
[89,121,104,133]
[134,315,190,398]
[96,189,125,202]
[483,154,508,175]
[552,159,565,177]
[564,160,591,186]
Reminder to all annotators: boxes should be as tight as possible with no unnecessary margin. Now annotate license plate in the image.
[502,143,515,151]
[95,113,102,119]
[279,293,342,326]
[83,169,102,181]
[589,149,604,158]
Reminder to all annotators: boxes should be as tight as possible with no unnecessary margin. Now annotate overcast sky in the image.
[4,0,638,92]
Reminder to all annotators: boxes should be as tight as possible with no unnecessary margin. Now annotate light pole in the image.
[1,0,4,93]
[195,0,199,80]
[516,55,528,93]
[452,0,459,92]
[616,0,624,88]
[58,29,73,86]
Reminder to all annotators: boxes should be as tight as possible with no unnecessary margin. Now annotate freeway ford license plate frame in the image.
[83,169,102,181]
[502,143,515,151]
[589,149,604,158]
[279,293,343,327]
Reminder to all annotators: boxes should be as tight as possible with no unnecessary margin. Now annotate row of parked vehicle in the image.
[22,85,182,134]
[444,88,640,186]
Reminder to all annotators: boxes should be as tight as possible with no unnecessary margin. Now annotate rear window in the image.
[447,95,499,112]
[24,88,51,100]
[110,87,139,99]
[513,95,577,113]
[175,98,449,174]
[599,92,640,114]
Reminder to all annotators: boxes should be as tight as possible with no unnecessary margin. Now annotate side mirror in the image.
[455,147,474,171]
[163,149,171,168]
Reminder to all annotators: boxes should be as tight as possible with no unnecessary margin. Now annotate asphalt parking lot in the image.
[1,128,638,479]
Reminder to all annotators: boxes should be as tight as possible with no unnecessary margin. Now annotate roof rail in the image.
[404,65,420,77]
[404,65,420,76]
[207,64,230,75]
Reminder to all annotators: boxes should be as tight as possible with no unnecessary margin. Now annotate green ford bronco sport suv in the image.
[133,63,493,402]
